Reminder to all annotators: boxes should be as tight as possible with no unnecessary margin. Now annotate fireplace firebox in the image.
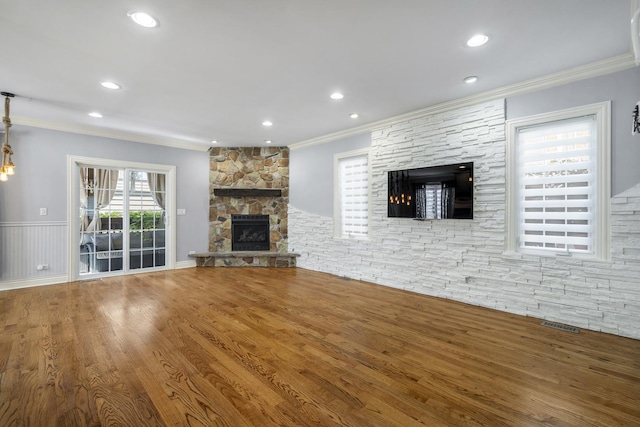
[231,215,270,251]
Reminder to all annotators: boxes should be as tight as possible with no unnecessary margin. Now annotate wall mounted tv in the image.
[388,162,473,219]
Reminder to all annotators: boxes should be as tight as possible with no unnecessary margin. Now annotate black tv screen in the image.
[388,162,473,219]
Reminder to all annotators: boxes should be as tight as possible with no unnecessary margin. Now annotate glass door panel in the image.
[128,170,166,270]
[79,167,124,275]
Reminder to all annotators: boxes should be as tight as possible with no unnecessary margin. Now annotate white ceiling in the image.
[0,0,636,150]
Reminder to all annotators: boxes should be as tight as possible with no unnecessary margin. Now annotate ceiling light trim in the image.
[127,10,159,28]
[100,81,121,90]
[466,34,489,47]
[290,53,635,151]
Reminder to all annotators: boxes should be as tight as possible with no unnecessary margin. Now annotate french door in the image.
[70,157,175,279]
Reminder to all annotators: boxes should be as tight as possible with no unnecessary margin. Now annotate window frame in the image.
[505,101,610,260]
[333,148,371,240]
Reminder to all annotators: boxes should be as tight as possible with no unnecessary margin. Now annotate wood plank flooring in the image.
[0,267,639,426]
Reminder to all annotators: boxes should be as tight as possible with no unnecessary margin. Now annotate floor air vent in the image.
[79,278,103,283]
[541,321,580,333]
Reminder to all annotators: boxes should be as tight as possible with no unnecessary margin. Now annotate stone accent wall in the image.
[209,147,289,253]
[289,98,640,340]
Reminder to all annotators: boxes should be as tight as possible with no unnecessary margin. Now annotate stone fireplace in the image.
[196,146,297,267]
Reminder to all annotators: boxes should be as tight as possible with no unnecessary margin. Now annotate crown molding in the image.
[12,116,210,152]
[289,53,636,151]
[8,52,636,154]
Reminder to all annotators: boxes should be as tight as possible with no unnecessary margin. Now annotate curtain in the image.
[415,185,427,219]
[441,185,454,219]
[416,184,441,219]
[79,168,91,232]
[147,172,166,226]
[415,184,454,219]
[86,168,120,232]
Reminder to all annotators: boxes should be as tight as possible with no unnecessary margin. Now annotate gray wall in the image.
[507,66,640,195]
[289,133,371,217]
[0,126,210,260]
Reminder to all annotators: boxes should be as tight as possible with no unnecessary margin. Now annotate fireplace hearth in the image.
[231,214,270,251]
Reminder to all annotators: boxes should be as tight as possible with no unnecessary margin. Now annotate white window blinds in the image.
[339,155,369,237]
[516,115,596,254]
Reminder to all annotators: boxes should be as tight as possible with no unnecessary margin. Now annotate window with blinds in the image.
[515,115,596,254]
[336,152,369,237]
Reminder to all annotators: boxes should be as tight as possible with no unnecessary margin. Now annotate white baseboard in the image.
[0,262,197,292]
[175,260,196,269]
[0,275,68,292]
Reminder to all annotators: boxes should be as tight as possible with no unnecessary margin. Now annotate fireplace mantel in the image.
[213,188,282,198]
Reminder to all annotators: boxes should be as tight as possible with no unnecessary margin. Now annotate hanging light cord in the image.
[2,95,12,145]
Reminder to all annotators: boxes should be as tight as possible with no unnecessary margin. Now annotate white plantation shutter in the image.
[339,155,369,237]
[516,116,596,254]
[103,171,159,213]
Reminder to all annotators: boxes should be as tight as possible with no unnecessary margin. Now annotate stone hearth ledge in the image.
[189,251,300,268]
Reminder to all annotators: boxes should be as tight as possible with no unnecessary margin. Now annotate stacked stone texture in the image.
[195,254,296,268]
[289,98,640,340]
[209,147,289,254]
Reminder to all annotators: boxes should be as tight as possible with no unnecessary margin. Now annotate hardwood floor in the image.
[0,268,639,426]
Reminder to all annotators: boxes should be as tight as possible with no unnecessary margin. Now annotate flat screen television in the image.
[388,162,473,219]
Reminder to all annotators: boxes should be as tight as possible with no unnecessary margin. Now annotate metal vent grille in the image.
[541,321,580,333]
[79,278,103,283]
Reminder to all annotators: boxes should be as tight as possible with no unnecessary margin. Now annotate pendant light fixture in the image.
[0,92,16,182]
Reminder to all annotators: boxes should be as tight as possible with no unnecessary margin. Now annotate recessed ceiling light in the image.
[262,120,273,127]
[464,76,478,84]
[265,140,272,144]
[88,112,103,118]
[350,113,359,119]
[466,34,489,47]
[100,81,121,90]
[127,11,158,28]
[330,92,344,100]
[211,140,218,144]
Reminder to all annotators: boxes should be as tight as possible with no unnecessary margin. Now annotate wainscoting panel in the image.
[0,222,68,282]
